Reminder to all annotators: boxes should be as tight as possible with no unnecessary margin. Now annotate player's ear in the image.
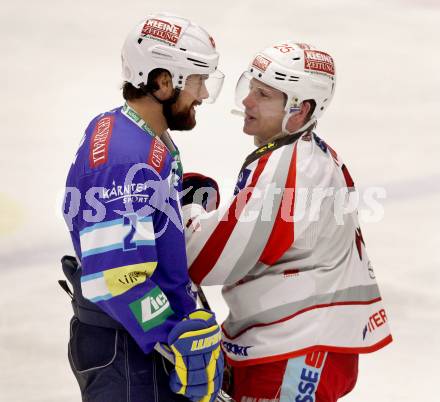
[154,71,174,100]
[286,101,312,132]
[297,101,311,121]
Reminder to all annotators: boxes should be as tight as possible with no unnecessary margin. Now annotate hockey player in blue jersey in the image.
[61,13,225,402]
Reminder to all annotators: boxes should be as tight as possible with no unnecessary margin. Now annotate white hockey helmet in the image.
[122,13,224,103]
[236,41,336,133]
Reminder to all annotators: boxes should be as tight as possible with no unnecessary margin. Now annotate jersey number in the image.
[123,213,138,251]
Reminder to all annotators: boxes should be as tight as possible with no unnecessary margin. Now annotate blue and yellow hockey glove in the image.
[168,309,224,402]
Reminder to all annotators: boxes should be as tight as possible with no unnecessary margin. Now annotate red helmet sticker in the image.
[141,19,182,46]
[304,50,335,76]
[252,55,271,72]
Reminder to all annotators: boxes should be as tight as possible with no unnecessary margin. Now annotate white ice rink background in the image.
[1,0,439,400]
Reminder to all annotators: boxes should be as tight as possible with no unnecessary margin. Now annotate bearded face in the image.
[163,90,201,131]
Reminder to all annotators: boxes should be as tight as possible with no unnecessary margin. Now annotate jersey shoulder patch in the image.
[89,114,115,169]
[313,133,328,154]
[147,136,168,174]
[79,108,173,178]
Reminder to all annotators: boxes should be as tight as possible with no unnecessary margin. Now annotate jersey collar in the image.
[240,127,313,173]
[121,102,157,137]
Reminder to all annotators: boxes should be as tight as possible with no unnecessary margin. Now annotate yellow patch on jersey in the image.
[103,262,157,296]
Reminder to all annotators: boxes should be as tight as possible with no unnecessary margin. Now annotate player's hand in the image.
[182,172,220,212]
[168,309,224,402]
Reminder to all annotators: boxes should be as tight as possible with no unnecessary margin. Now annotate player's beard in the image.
[163,98,201,131]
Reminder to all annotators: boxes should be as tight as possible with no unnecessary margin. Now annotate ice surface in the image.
[1,0,439,400]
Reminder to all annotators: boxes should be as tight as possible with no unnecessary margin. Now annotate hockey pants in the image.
[227,351,358,402]
[68,316,190,402]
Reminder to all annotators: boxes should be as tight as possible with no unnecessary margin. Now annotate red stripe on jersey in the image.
[225,335,393,367]
[259,144,297,265]
[222,297,383,340]
[189,153,271,284]
[327,144,339,165]
[341,164,355,188]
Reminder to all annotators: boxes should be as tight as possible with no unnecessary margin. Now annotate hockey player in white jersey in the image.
[181,42,392,401]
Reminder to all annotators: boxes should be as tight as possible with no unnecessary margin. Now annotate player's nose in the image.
[242,93,255,109]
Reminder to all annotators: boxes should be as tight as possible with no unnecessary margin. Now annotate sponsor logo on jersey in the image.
[104,262,157,296]
[222,341,253,357]
[141,18,182,46]
[126,107,142,123]
[148,137,167,173]
[89,115,115,168]
[304,50,335,76]
[363,308,388,340]
[191,331,221,351]
[81,261,157,302]
[100,180,151,204]
[129,286,174,332]
[313,133,328,153]
[252,55,271,72]
[295,352,325,402]
[288,351,327,402]
[234,168,252,195]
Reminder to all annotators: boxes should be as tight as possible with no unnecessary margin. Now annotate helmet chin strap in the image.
[281,110,317,135]
[254,114,317,148]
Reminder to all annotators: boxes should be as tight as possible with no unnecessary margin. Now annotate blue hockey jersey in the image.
[63,104,196,353]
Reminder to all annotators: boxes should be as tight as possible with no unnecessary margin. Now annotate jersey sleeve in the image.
[184,143,302,286]
[75,161,190,352]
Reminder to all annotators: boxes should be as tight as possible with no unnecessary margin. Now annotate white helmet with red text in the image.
[122,12,224,103]
[236,41,336,132]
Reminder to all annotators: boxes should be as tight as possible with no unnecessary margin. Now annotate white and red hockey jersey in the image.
[183,130,392,366]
